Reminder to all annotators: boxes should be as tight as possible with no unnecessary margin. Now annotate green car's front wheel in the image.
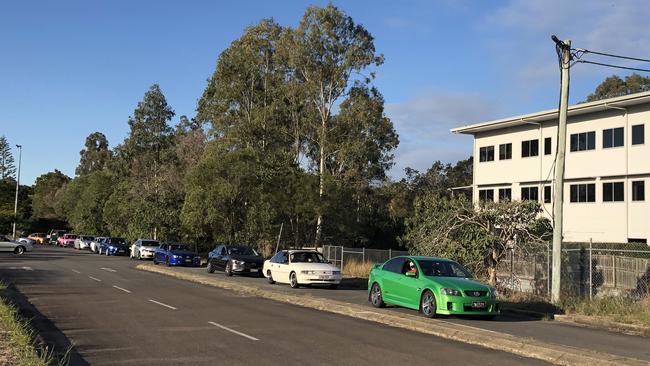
[420,290,437,318]
[370,283,385,308]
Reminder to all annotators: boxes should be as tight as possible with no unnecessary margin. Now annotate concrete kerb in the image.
[554,314,650,337]
[136,264,650,366]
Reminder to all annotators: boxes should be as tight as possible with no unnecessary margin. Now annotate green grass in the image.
[0,282,54,366]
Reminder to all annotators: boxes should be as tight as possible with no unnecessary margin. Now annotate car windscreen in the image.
[227,246,257,256]
[141,241,159,247]
[169,244,189,251]
[111,238,127,245]
[290,252,327,263]
[417,260,472,278]
[81,236,94,241]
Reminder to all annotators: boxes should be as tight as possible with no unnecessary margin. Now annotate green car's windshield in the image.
[417,260,472,278]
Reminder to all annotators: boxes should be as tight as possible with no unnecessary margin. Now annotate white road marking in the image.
[148,299,177,310]
[89,276,102,282]
[112,285,131,294]
[100,267,117,273]
[71,269,81,274]
[208,321,259,341]
[22,266,33,271]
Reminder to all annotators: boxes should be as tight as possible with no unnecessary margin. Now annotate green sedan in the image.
[368,256,499,319]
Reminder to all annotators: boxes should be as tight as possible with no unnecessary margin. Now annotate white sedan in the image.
[0,235,33,255]
[263,250,342,289]
[130,239,160,260]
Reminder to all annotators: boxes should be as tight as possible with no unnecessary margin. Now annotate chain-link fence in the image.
[499,243,650,299]
[321,245,408,269]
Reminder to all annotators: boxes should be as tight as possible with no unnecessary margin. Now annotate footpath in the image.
[137,263,650,366]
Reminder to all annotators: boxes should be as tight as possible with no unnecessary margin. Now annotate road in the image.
[0,246,548,366]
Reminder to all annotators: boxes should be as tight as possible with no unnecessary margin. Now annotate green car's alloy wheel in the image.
[370,283,385,308]
[290,272,299,288]
[225,262,233,276]
[420,290,437,318]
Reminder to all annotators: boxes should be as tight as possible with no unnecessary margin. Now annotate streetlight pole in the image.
[12,144,22,240]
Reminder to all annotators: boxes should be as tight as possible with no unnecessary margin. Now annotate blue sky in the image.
[2,0,649,185]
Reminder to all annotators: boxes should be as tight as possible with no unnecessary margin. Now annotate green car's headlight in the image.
[441,288,461,296]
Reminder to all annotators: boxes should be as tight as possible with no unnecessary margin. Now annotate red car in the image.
[58,234,77,247]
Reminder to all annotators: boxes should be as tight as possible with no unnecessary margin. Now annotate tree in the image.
[31,170,71,220]
[287,4,384,244]
[76,132,112,176]
[585,73,650,102]
[404,195,551,286]
[0,136,16,181]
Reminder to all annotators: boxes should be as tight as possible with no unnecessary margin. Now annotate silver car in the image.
[74,235,95,250]
[130,239,160,260]
[0,235,33,255]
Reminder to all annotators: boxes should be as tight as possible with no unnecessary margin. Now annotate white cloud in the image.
[385,91,499,178]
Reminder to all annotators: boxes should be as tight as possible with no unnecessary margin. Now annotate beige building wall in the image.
[471,107,650,244]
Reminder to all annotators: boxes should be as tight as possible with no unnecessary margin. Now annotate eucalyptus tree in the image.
[76,132,112,176]
[287,4,384,244]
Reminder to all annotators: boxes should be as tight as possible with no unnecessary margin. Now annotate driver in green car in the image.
[406,261,417,275]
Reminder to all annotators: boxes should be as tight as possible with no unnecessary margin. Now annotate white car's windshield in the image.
[290,252,327,263]
[141,240,159,247]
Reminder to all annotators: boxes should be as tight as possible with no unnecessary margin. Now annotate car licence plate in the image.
[185,259,192,263]
[249,269,258,272]
[472,302,486,308]
[318,275,331,280]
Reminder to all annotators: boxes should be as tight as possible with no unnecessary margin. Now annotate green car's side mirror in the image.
[405,271,417,278]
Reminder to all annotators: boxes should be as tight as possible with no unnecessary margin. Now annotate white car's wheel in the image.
[267,270,275,284]
[289,272,299,289]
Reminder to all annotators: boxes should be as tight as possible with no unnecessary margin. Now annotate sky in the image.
[2,0,649,185]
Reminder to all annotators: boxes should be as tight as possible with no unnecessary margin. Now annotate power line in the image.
[574,48,650,63]
[576,60,650,73]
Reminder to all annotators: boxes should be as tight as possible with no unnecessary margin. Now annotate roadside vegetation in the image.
[342,259,375,278]
[0,283,53,366]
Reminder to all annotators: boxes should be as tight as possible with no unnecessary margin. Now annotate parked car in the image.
[263,250,341,289]
[90,237,105,253]
[0,235,33,255]
[99,237,129,256]
[48,229,66,244]
[207,245,264,276]
[153,243,200,267]
[57,234,77,247]
[74,235,95,250]
[18,237,36,246]
[130,239,159,260]
[368,256,499,319]
[28,233,47,244]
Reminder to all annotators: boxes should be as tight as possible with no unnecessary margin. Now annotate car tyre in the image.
[267,270,275,284]
[420,290,437,318]
[153,257,158,265]
[289,272,299,289]
[14,246,25,255]
[207,261,215,274]
[329,284,338,290]
[480,315,496,320]
[370,282,385,308]
[225,261,233,277]
[137,251,141,260]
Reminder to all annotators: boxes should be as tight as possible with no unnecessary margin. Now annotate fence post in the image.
[362,247,365,263]
[589,238,593,300]
[612,255,616,288]
[389,248,392,259]
[547,245,551,298]
[341,246,344,271]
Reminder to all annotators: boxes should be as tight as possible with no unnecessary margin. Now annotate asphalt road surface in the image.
[0,246,549,366]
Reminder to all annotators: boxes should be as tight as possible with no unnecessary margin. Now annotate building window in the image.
[602,182,624,202]
[544,186,552,203]
[632,124,644,145]
[478,189,494,202]
[521,139,539,158]
[499,143,512,160]
[632,181,645,201]
[570,183,595,203]
[521,187,538,201]
[498,188,512,201]
[603,127,624,148]
[479,146,494,162]
[544,137,552,155]
[570,131,595,152]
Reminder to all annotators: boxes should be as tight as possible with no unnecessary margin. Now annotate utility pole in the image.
[12,144,23,240]
[551,36,571,303]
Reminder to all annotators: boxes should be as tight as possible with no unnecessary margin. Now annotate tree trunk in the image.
[488,246,498,286]
[315,115,326,247]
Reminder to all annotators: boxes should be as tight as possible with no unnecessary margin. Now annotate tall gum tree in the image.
[288,4,384,245]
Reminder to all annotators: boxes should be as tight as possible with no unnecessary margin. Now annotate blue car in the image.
[153,243,200,267]
[99,237,130,256]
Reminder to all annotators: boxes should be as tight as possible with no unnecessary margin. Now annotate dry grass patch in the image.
[342,259,374,278]
[560,295,650,328]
